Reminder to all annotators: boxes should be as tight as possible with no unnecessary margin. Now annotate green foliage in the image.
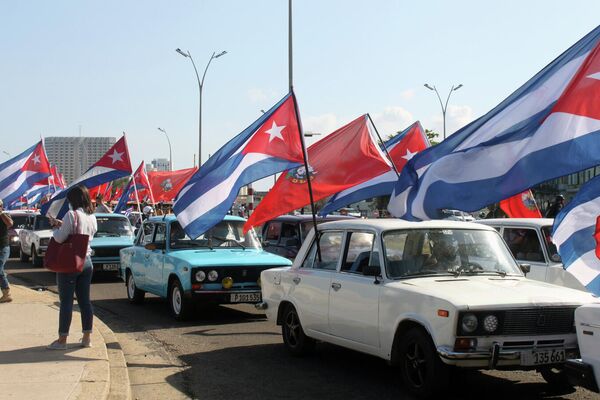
[425,129,440,146]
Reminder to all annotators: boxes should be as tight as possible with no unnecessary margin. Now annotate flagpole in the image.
[131,177,143,227]
[367,113,401,178]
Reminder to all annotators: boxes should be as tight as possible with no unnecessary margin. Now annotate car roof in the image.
[478,218,554,227]
[7,210,37,215]
[94,213,129,219]
[147,214,246,223]
[266,214,357,223]
[316,218,497,232]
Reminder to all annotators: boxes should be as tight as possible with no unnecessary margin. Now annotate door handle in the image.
[292,276,301,284]
[331,282,341,291]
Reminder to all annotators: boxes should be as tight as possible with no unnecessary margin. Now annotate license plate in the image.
[230,292,261,303]
[521,349,565,366]
[102,263,119,271]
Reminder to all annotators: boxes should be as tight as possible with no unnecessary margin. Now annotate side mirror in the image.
[551,254,562,263]
[519,263,531,276]
[363,264,381,277]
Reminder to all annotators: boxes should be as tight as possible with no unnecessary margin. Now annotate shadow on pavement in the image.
[0,345,99,364]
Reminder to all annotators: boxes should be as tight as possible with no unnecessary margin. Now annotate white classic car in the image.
[18,213,53,267]
[258,219,599,397]
[565,303,600,393]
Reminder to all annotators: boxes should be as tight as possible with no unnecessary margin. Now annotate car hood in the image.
[91,236,135,248]
[34,230,53,239]
[169,249,292,267]
[387,275,599,309]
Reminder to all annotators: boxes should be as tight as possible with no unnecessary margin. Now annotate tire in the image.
[126,270,145,304]
[168,278,193,321]
[281,304,315,356]
[31,246,43,267]
[538,366,574,391]
[19,246,29,262]
[397,327,449,398]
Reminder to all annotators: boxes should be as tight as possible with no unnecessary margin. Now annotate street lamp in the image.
[157,127,172,171]
[176,48,227,166]
[424,83,463,140]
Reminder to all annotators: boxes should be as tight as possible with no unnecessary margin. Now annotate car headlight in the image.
[483,315,499,333]
[207,270,219,282]
[10,236,19,242]
[90,249,95,256]
[195,270,206,282]
[461,313,478,333]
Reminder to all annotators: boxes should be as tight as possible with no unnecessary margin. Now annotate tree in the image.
[426,129,440,146]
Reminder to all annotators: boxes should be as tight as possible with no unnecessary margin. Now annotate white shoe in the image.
[80,339,92,348]
[47,340,67,350]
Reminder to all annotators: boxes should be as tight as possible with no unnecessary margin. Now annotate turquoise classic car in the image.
[91,213,135,274]
[120,215,292,320]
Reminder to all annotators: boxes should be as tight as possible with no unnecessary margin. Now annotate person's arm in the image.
[52,211,74,243]
[0,212,13,229]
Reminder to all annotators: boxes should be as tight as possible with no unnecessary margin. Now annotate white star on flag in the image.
[31,154,41,165]
[108,150,124,164]
[402,149,417,161]
[264,121,285,143]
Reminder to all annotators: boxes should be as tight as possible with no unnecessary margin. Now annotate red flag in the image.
[89,183,109,200]
[132,161,155,204]
[148,167,198,202]
[245,115,392,230]
[499,190,542,218]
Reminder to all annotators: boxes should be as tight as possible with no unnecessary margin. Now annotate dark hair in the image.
[67,185,94,214]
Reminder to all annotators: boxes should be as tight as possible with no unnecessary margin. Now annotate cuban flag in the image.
[42,136,132,218]
[174,92,305,239]
[0,141,52,205]
[319,121,429,216]
[389,25,600,220]
[552,176,600,296]
[24,179,55,206]
[114,161,152,213]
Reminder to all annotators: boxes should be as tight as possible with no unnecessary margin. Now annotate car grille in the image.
[193,266,285,283]
[500,307,576,336]
[92,246,129,258]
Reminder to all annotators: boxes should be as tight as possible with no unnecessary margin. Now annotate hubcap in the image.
[127,275,135,298]
[405,341,427,388]
[172,286,182,315]
[285,310,301,347]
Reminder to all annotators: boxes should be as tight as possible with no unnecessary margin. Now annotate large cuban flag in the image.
[174,92,305,239]
[42,136,132,218]
[552,176,600,296]
[389,25,600,220]
[319,121,429,216]
[0,141,51,206]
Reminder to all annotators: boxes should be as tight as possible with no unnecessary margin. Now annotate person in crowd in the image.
[142,205,154,221]
[0,200,14,303]
[47,186,98,350]
[94,193,111,213]
[544,195,565,218]
[423,233,460,272]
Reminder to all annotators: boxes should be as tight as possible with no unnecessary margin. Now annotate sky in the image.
[1,1,599,190]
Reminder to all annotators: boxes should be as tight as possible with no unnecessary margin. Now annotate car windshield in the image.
[170,220,261,250]
[383,228,522,279]
[34,216,52,230]
[95,216,134,237]
[10,216,29,229]
[542,226,560,263]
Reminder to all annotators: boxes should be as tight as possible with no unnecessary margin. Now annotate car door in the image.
[329,231,380,348]
[131,222,155,290]
[144,222,166,294]
[289,230,343,336]
[502,227,548,282]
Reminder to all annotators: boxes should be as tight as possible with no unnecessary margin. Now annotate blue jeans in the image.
[0,246,9,289]
[56,257,94,336]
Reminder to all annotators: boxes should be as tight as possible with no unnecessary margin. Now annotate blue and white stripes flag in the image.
[174,92,305,239]
[552,177,600,296]
[319,121,429,216]
[389,25,600,220]
[25,182,54,206]
[114,178,133,214]
[42,136,132,219]
[0,141,51,205]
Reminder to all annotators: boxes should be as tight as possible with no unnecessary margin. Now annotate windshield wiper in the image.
[211,236,246,249]
[452,266,507,278]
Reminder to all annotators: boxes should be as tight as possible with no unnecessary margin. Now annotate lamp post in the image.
[176,48,227,166]
[424,83,463,140]
[157,127,172,171]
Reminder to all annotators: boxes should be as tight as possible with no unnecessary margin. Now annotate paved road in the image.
[5,258,599,400]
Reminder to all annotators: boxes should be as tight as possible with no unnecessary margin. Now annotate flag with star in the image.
[173,92,304,239]
[245,114,393,231]
[42,135,133,218]
[319,121,430,216]
[0,140,52,205]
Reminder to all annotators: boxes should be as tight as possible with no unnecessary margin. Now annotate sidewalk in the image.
[0,285,131,400]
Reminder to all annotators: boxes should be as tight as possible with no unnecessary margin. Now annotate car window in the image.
[341,232,375,274]
[34,216,52,230]
[139,223,155,246]
[10,216,29,229]
[280,223,299,245]
[541,226,560,262]
[503,228,545,263]
[300,231,343,271]
[264,222,282,245]
[301,241,318,269]
[154,224,166,245]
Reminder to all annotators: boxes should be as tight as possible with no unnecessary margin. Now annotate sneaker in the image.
[47,340,67,350]
[80,339,92,348]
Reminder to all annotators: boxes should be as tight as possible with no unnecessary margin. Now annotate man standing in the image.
[95,194,112,213]
[545,195,565,218]
[0,200,14,303]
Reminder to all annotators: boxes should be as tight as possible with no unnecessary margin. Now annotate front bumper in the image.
[437,344,579,369]
[565,359,600,393]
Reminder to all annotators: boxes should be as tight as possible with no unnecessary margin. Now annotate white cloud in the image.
[426,104,475,138]
[370,106,414,137]
[302,113,339,136]
[246,88,277,104]
[399,89,415,101]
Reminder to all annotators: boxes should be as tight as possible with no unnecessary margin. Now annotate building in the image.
[147,158,170,172]
[534,166,600,212]
[45,137,116,184]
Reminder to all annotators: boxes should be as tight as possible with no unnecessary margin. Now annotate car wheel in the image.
[19,246,29,262]
[31,246,42,267]
[398,327,449,398]
[126,270,145,304]
[538,366,573,391]
[281,304,315,356]
[168,278,192,321]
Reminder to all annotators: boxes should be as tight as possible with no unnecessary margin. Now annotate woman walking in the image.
[47,186,97,350]
[0,200,14,303]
